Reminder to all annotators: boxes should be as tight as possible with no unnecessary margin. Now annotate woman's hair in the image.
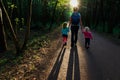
[62,22,67,29]
[85,26,90,32]
[73,7,78,12]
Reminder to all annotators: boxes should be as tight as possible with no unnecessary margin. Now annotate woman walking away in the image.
[68,7,83,47]
[82,26,93,49]
[62,22,69,46]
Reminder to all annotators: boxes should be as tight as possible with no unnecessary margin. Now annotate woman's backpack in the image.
[71,12,80,25]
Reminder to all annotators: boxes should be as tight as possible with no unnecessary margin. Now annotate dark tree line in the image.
[0,0,70,54]
[0,0,32,55]
[81,0,120,38]
[32,0,70,31]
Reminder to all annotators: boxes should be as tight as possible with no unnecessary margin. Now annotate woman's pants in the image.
[71,26,79,47]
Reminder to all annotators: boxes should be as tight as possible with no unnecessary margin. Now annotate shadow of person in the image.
[47,45,66,80]
[66,46,80,80]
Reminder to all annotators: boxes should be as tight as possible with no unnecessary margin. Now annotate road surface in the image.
[47,30,120,80]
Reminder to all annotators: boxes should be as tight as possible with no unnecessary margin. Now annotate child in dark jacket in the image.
[62,22,69,46]
[82,26,93,49]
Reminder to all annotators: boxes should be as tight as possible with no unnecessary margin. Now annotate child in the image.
[62,22,69,46]
[82,26,93,49]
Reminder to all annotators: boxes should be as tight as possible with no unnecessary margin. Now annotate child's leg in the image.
[85,38,90,48]
[64,35,68,45]
[87,39,90,47]
[62,35,66,44]
[85,38,87,48]
[63,37,66,42]
[65,35,68,42]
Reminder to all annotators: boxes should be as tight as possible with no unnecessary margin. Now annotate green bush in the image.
[113,26,120,38]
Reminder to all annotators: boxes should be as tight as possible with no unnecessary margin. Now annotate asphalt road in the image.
[47,30,120,80]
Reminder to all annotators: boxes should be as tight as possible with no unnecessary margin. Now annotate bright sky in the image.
[70,0,79,7]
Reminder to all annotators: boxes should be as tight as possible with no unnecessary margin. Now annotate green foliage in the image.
[2,0,71,55]
[81,0,120,38]
[96,25,104,32]
[0,59,7,65]
[113,26,120,38]
[14,18,19,25]
[21,18,25,26]
[7,2,17,10]
[0,50,22,71]
[27,35,50,50]
[32,0,70,30]
[31,22,42,28]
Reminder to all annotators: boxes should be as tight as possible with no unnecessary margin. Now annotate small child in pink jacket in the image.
[82,26,93,49]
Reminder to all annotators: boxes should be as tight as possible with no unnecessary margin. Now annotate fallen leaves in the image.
[0,27,62,79]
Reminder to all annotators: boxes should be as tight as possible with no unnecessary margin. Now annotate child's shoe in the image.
[86,46,90,49]
[85,45,89,49]
[64,42,67,46]
[71,44,74,47]
[63,42,67,46]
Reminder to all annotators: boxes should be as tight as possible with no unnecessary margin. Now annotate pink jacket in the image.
[82,31,93,39]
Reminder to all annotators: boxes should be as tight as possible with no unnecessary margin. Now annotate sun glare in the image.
[70,0,78,7]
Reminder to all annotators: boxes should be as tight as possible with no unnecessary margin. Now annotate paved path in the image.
[47,30,120,80]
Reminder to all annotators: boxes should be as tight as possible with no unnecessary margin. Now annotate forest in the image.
[0,0,71,54]
[0,0,120,79]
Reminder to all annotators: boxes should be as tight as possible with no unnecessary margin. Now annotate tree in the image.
[81,0,120,34]
[0,7,7,52]
[21,0,32,51]
[0,0,20,54]
[49,0,59,31]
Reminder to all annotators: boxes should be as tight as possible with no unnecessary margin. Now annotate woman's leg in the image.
[71,26,75,47]
[74,28,79,45]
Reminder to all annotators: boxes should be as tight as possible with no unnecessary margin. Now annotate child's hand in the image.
[82,29,84,33]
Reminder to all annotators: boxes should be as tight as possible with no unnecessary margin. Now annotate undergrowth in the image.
[0,26,62,79]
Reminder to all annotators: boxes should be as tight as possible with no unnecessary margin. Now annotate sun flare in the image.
[70,0,78,7]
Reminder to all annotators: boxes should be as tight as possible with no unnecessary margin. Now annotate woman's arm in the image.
[80,16,83,30]
[68,18,71,27]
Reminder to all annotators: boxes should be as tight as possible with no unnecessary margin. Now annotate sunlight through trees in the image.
[70,0,79,7]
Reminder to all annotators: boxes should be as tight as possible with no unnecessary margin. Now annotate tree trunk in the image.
[0,0,20,54]
[49,0,58,31]
[21,0,32,51]
[0,8,7,52]
[18,0,23,27]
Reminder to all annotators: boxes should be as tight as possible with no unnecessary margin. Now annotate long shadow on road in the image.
[66,46,80,80]
[47,45,66,80]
